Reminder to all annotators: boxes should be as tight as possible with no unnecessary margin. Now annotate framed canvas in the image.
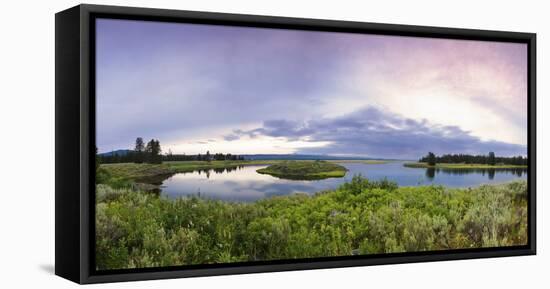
[55,4,536,284]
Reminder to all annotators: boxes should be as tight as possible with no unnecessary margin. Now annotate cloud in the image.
[226,106,526,159]
[95,19,527,155]
[341,37,527,145]
[223,134,240,141]
[95,19,351,151]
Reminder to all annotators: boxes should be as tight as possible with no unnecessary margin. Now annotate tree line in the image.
[420,152,527,166]
[164,150,245,162]
[98,137,245,164]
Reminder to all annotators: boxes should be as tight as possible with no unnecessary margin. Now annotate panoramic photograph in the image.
[94,18,528,270]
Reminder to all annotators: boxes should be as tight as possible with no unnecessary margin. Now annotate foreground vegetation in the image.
[96,177,527,270]
[404,162,528,169]
[256,160,348,180]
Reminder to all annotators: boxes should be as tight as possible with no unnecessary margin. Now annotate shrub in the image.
[95,177,527,270]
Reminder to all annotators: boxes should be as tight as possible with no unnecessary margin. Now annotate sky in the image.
[96,18,528,159]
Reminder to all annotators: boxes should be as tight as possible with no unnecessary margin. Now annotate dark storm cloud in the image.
[226,107,526,159]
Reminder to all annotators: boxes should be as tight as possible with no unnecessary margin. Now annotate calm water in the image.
[159,161,527,202]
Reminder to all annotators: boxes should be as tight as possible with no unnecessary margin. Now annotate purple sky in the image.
[96,18,527,159]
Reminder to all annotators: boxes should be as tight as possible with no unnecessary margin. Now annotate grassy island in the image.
[404,162,528,169]
[256,160,348,180]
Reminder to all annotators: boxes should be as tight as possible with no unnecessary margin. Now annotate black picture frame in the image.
[55,4,536,284]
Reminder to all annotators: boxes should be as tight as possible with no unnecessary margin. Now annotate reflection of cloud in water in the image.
[169,165,272,182]
[251,182,318,198]
[162,165,335,202]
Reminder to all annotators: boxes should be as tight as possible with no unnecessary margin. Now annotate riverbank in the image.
[99,160,281,185]
[95,177,528,270]
[403,162,528,169]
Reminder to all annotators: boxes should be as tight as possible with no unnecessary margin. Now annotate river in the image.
[158,161,527,202]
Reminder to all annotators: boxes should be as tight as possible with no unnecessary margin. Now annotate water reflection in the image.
[156,162,527,202]
[424,167,526,181]
[193,165,244,179]
[425,168,435,180]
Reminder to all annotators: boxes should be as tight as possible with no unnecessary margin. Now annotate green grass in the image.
[95,177,528,270]
[99,160,283,186]
[404,162,528,169]
[256,160,348,180]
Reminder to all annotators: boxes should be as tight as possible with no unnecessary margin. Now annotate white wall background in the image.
[0,0,546,287]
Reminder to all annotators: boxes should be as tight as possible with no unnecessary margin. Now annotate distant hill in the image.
[98,149,133,157]
[241,154,388,161]
[98,151,391,161]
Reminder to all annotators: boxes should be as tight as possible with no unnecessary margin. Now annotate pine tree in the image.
[488,152,496,166]
[427,152,436,166]
[147,139,162,164]
[134,137,145,163]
